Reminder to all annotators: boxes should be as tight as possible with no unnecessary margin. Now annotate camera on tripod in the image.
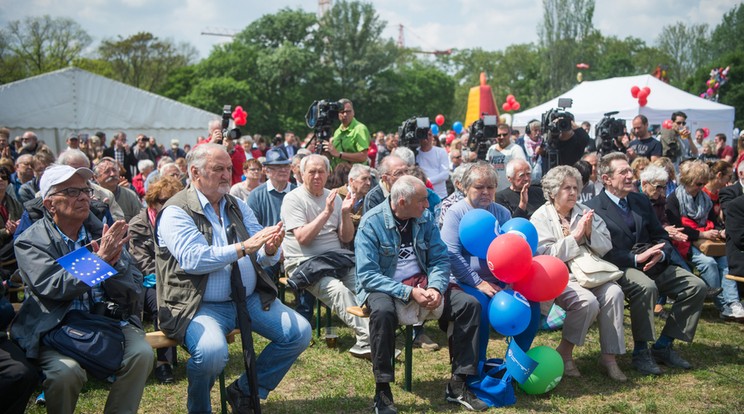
[468,114,498,160]
[305,99,343,154]
[541,98,575,137]
[595,111,626,155]
[220,105,242,142]
[398,116,430,155]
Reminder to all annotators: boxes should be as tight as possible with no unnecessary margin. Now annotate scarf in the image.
[524,137,543,163]
[674,185,712,227]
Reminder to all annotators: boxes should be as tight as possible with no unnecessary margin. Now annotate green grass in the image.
[24,302,744,413]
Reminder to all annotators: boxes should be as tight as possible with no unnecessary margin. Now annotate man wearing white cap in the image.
[166,138,186,160]
[11,164,152,414]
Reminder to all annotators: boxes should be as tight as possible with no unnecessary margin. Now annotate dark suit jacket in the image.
[725,194,744,276]
[586,190,680,271]
[719,181,743,219]
[103,147,138,181]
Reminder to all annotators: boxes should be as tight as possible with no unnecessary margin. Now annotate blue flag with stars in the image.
[56,247,117,287]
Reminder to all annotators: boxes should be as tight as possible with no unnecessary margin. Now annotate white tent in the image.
[0,67,219,154]
[513,74,736,143]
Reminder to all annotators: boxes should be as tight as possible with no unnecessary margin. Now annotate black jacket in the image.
[287,249,355,291]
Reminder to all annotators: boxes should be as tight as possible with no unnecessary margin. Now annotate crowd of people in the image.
[0,103,743,414]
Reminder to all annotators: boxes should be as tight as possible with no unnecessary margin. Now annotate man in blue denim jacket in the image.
[355,175,487,413]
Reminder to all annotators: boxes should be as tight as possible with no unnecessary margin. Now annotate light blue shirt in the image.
[158,188,280,302]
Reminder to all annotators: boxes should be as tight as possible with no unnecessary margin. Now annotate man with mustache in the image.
[94,157,142,222]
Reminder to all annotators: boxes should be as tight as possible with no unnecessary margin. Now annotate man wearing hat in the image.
[166,138,186,160]
[65,134,81,151]
[11,164,152,414]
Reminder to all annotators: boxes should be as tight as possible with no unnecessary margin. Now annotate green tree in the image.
[97,32,197,92]
[2,15,91,80]
[683,50,744,129]
[655,23,710,85]
[710,4,744,59]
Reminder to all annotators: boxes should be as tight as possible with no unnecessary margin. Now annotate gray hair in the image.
[157,156,174,169]
[378,155,406,176]
[137,159,155,173]
[639,165,668,184]
[598,152,629,178]
[451,164,469,186]
[208,119,222,132]
[57,149,89,167]
[186,143,227,180]
[339,98,353,109]
[461,162,498,190]
[541,165,583,201]
[348,163,371,181]
[528,120,541,132]
[159,162,180,176]
[390,175,424,205]
[391,147,415,166]
[299,154,330,174]
[15,154,33,166]
[505,158,529,178]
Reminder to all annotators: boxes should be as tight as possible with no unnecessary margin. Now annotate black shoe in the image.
[631,348,663,375]
[445,381,488,411]
[373,388,398,414]
[652,345,692,369]
[705,287,723,301]
[154,364,174,384]
[226,381,254,414]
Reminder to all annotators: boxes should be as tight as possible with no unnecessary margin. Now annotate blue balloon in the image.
[488,290,531,336]
[453,121,464,134]
[459,209,499,259]
[501,217,538,255]
[430,124,439,136]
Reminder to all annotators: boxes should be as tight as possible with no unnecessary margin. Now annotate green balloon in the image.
[518,346,564,395]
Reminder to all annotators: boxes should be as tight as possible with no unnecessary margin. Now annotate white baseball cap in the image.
[40,164,94,199]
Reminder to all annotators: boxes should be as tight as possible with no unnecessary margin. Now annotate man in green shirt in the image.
[327,98,371,169]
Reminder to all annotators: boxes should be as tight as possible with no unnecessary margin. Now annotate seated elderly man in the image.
[364,155,410,212]
[280,154,371,357]
[94,157,142,222]
[157,144,311,413]
[356,175,487,413]
[11,164,152,414]
[495,158,546,219]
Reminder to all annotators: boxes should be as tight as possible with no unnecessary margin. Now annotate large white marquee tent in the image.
[513,74,735,142]
[0,67,219,154]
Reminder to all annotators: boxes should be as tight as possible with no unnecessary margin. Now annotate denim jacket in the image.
[354,197,450,306]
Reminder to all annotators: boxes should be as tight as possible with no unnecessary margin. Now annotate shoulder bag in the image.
[569,245,623,288]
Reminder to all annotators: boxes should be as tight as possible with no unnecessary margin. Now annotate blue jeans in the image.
[690,246,738,310]
[184,296,311,414]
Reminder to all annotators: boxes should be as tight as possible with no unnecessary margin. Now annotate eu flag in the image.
[505,340,538,384]
[56,247,117,287]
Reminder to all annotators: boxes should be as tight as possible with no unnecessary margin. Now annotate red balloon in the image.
[435,114,445,126]
[638,97,648,107]
[662,119,673,129]
[630,86,640,98]
[636,89,648,100]
[486,234,532,284]
[506,94,516,104]
[502,102,512,112]
[703,127,710,138]
[642,86,651,96]
[513,102,521,111]
[512,255,568,302]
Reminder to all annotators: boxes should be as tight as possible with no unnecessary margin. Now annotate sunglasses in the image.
[496,133,509,138]
[49,187,94,198]
[675,121,686,126]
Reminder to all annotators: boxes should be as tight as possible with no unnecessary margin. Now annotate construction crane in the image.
[397,24,452,56]
[201,27,238,38]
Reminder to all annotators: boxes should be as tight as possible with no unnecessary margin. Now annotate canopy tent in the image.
[0,67,219,154]
[513,74,735,143]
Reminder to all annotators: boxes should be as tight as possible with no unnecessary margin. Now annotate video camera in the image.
[398,116,430,156]
[305,99,343,154]
[595,111,626,156]
[220,105,242,142]
[467,114,498,160]
[541,98,575,137]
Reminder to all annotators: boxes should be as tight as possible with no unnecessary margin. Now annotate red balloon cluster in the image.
[232,106,248,126]
[485,234,568,302]
[630,86,651,107]
[662,119,674,129]
[703,127,710,138]
[502,95,521,112]
[435,114,445,126]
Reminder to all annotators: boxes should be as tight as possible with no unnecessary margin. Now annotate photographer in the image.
[551,122,593,168]
[328,99,371,169]
[204,118,247,185]
[541,103,593,172]
[486,123,526,191]
[660,111,697,163]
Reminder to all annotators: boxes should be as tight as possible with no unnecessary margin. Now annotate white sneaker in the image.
[721,301,744,319]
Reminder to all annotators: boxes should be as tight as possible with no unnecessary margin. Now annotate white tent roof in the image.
[513,74,735,142]
[0,67,219,154]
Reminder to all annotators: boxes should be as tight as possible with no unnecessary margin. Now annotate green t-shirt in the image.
[331,118,371,169]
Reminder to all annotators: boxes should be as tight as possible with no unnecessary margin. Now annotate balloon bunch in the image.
[630,86,651,107]
[700,66,730,101]
[662,119,674,129]
[502,95,521,112]
[231,106,248,126]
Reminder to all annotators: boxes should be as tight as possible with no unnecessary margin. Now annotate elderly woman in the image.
[128,176,183,384]
[441,162,541,362]
[530,166,627,381]
[230,159,262,202]
[630,156,650,193]
[653,157,678,197]
[665,160,744,319]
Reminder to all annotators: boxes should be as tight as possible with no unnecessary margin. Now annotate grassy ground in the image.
[24,301,744,414]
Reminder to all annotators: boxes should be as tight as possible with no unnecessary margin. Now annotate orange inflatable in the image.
[465,72,499,129]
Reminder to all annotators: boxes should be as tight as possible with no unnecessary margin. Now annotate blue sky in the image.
[0,0,736,60]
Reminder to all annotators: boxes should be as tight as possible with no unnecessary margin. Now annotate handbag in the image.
[568,245,623,288]
[467,358,516,408]
[43,310,125,380]
[693,239,725,257]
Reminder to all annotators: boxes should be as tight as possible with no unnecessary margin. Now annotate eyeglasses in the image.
[267,165,291,170]
[388,169,407,178]
[451,155,461,159]
[0,174,8,181]
[496,133,509,138]
[675,121,686,126]
[247,168,261,172]
[49,187,94,198]
[340,110,353,114]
